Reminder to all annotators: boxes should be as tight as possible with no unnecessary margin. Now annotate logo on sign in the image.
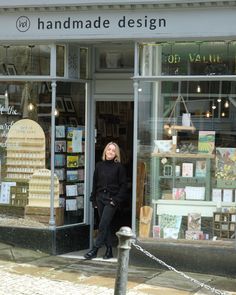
[16,16,30,32]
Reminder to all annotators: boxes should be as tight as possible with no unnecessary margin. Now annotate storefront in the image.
[0,1,236,261]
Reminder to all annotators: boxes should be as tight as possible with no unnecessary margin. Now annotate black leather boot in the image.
[103,246,113,259]
[84,247,98,260]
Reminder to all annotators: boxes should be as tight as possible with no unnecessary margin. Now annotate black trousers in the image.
[95,193,117,248]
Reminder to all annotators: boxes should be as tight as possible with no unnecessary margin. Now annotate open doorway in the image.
[95,101,133,238]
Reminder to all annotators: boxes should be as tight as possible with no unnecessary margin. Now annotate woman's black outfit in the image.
[84,159,127,259]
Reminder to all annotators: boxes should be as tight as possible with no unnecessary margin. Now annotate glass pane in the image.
[55,82,86,224]
[136,79,236,241]
[139,41,236,76]
[80,47,88,79]
[0,45,50,76]
[0,81,86,227]
[56,45,65,77]
[0,82,51,228]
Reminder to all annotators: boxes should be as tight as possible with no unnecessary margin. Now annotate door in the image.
[94,101,133,235]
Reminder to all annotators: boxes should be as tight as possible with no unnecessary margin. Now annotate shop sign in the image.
[0,7,235,40]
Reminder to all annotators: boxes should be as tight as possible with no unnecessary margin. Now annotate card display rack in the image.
[55,125,85,214]
[151,152,214,201]
[5,119,45,182]
[213,212,236,239]
[27,168,60,207]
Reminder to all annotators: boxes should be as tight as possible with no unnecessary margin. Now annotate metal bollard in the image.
[114,226,134,295]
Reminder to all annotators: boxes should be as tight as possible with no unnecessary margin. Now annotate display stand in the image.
[6,119,45,182]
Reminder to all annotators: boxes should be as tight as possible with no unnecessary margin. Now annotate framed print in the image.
[64,97,75,112]
[6,64,17,75]
[56,97,65,112]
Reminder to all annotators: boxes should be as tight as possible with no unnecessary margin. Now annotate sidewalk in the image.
[0,241,235,295]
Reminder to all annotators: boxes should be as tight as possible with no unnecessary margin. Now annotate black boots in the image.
[84,246,98,260]
[84,246,113,260]
[103,246,113,259]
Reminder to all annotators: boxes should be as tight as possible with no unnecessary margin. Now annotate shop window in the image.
[0,45,50,76]
[95,45,134,72]
[136,41,236,242]
[137,78,236,241]
[0,81,86,227]
[56,45,65,77]
[140,41,236,76]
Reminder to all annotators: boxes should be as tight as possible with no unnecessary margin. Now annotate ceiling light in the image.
[224,100,229,108]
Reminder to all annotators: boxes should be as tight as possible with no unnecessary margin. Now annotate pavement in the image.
[0,241,235,295]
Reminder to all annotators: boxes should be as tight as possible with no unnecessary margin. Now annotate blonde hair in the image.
[102,142,121,162]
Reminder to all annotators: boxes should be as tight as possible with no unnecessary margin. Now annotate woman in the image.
[84,142,127,260]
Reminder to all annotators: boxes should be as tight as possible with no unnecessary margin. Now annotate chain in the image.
[131,241,229,295]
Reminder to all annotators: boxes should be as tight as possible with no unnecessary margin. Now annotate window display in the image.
[0,80,87,228]
[137,41,236,242]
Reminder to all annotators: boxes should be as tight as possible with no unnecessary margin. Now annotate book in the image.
[198,131,215,154]
[188,213,201,231]
[182,163,193,177]
[195,160,206,177]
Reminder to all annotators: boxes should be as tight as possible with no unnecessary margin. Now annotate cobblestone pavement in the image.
[0,242,235,295]
[0,269,147,295]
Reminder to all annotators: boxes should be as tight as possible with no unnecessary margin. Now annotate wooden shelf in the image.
[152,152,215,159]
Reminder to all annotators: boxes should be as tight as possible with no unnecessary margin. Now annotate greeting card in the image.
[55,125,66,138]
[55,154,65,167]
[67,155,79,168]
[188,213,201,231]
[182,163,193,177]
[195,160,206,177]
[172,188,185,200]
[198,131,215,154]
